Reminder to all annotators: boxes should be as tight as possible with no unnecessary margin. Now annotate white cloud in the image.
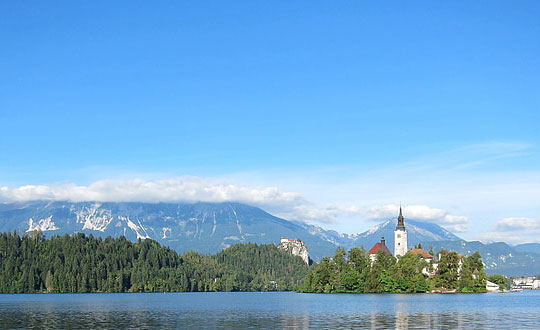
[0,177,301,206]
[277,204,363,224]
[365,204,469,232]
[474,217,540,245]
[495,217,540,230]
[443,224,469,233]
[2,180,471,230]
[0,177,363,224]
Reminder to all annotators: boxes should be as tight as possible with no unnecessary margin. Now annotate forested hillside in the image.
[0,232,310,293]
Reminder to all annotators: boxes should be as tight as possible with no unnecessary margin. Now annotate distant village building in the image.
[278,237,310,264]
[368,237,392,262]
[394,206,408,257]
[512,277,540,290]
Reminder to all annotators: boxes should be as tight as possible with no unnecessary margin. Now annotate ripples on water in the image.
[1,291,539,329]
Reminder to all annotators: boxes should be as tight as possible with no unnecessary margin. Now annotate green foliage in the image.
[488,274,507,289]
[458,252,487,293]
[300,247,430,294]
[301,247,487,294]
[433,250,460,291]
[0,232,310,293]
[397,253,429,293]
[214,243,310,291]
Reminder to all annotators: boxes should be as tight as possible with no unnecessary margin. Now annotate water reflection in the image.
[1,292,539,329]
[2,309,540,329]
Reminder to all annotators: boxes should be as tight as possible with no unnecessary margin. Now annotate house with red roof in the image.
[409,248,434,260]
[409,248,435,276]
[368,237,392,262]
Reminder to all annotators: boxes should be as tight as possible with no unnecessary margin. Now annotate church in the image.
[394,206,408,257]
[368,206,435,271]
[368,206,410,259]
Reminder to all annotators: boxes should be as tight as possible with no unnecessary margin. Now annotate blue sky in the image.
[1,1,540,243]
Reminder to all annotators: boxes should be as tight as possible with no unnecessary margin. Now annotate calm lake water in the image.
[1,291,539,329]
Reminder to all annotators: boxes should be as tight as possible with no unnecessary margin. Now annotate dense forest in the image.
[299,247,488,293]
[0,231,494,294]
[0,232,310,293]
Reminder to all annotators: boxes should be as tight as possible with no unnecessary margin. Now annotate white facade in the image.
[513,277,540,290]
[394,229,408,257]
[393,206,408,258]
[486,280,500,292]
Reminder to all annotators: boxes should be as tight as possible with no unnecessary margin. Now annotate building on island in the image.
[409,248,434,260]
[368,236,392,262]
[365,206,496,292]
[486,280,500,292]
[278,237,310,264]
[368,206,409,261]
[368,207,431,266]
[409,248,435,276]
[394,206,408,257]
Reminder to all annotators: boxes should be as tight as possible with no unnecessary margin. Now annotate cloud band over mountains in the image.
[0,177,303,208]
[0,177,470,233]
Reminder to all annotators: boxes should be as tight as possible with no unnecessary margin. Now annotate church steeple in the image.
[396,205,405,230]
[394,204,408,257]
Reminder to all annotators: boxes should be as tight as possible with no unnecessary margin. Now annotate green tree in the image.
[398,252,429,293]
[434,250,460,291]
[489,274,507,290]
[460,252,487,293]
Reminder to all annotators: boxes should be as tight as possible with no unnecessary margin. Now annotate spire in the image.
[396,205,405,230]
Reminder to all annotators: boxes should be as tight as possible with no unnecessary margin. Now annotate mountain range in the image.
[0,200,538,276]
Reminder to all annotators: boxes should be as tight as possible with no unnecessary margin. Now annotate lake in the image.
[1,291,539,329]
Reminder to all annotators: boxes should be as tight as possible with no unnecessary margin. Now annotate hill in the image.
[514,243,540,255]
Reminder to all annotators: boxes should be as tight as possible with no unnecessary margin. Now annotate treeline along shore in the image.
[1,232,495,294]
[0,232,309,293]
[300,247,489,293]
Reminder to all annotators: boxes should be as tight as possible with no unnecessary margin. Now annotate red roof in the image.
[369,243,392,256]
[409,248,433,258]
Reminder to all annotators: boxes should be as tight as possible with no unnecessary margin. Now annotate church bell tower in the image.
[394,206,408,257]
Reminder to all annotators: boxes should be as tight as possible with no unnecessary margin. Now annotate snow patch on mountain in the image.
[162,227,171,239]
[76,203,114,232]
[211,213,217,237]
[26,216,59,232]
[120,216,150,240]
[366,221,388,236]
[232,208,242,234]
